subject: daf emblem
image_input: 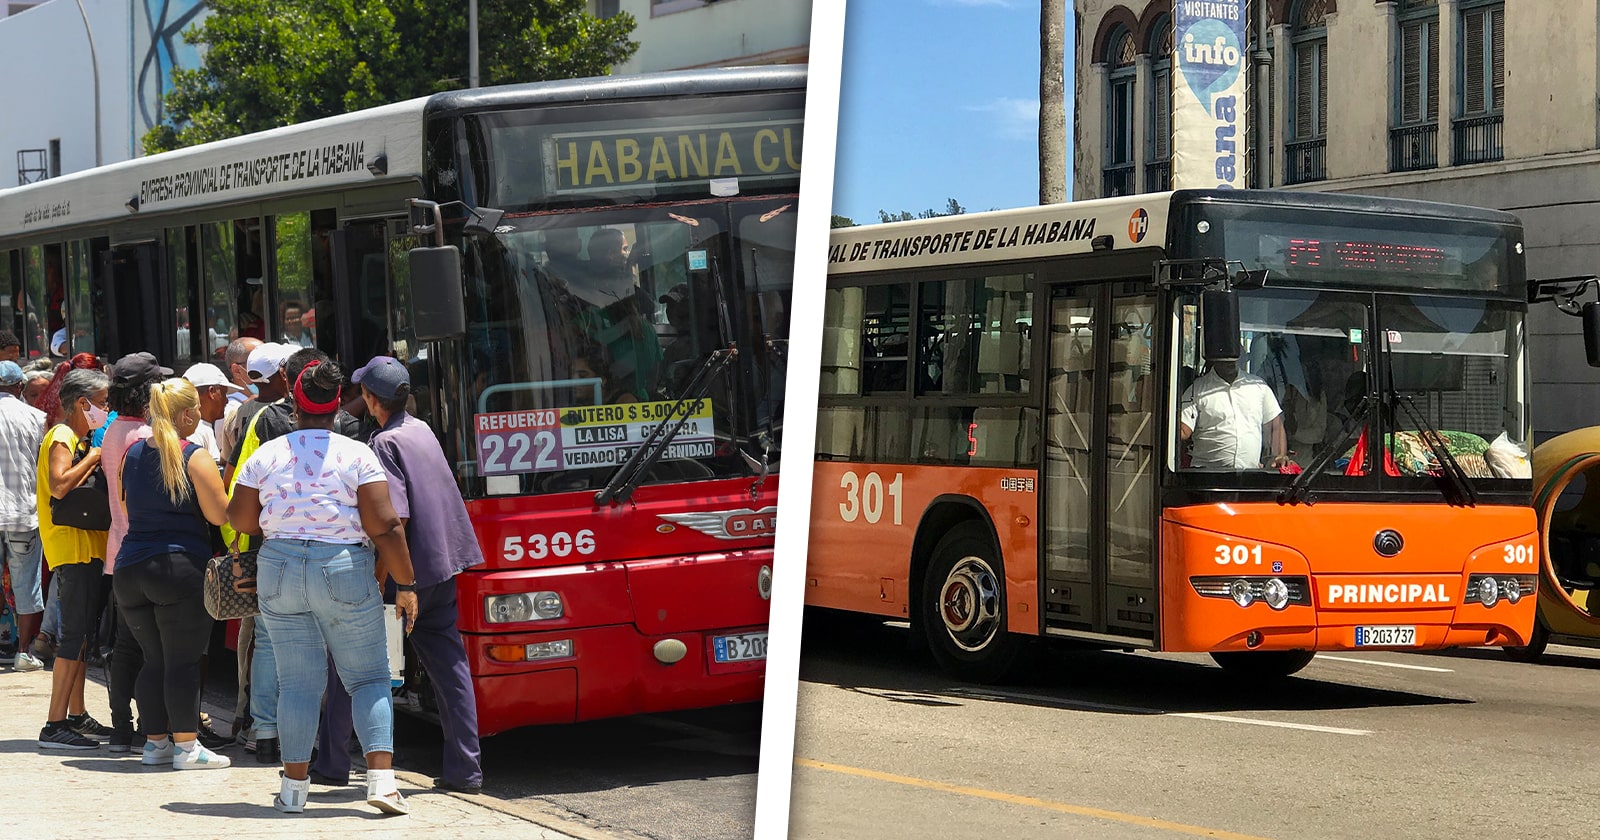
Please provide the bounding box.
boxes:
[757,565,773,601]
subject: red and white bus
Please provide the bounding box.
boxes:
[0,66,803,732]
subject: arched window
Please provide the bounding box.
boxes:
[1286,0,1329,183]
[1146,15,1173,190]
[1104,27,1138,196]
[1455,0,1503,164]
[1392,0,1440,171]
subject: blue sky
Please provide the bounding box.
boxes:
[831,0,1075,225]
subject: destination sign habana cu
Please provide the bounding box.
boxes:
[545,120,802,192]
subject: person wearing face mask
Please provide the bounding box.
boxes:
[114,379,232,769]
[35,368,111,751]
[1178,355,1289,471]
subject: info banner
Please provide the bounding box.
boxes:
[474,400,716,477]
[1171,0,1249,190]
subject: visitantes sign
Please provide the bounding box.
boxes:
[1171,0,1249,190]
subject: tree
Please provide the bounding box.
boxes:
[145,0,638,154]
[876,198,967,223]
[831,215,858,228]
[1039,0,1066,204]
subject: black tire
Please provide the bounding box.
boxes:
[1210,649,1316,679]
[919,523,1022,683]
[1502,619,1550,663]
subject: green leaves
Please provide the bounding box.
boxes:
[144,0,639,155]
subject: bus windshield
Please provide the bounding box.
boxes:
[1172,288,1529,487]
[458,196,793,496]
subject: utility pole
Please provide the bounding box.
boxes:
[74,0,102,167]
[470,0,480,88]
[1039,0,1066,204]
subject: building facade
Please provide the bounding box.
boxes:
[1,0,205,186]
[1075,0,1600,441]
[595,0,809,74]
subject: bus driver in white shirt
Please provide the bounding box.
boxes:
[1179,357,1291,471]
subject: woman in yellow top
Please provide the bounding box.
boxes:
[35,368,114,751]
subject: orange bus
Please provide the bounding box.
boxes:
[810,189,1538,680]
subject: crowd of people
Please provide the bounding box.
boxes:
[0,328,486,815]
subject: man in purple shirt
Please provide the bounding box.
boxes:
[307,356,485,792]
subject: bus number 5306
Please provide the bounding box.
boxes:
[839,470,904,525]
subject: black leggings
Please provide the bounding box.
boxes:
[112,552,213,735]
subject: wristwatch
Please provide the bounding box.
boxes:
[395,581,417,592]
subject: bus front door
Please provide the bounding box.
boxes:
[100,242,168,362]
[1042,284,1158,642]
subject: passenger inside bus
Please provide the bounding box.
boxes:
[1178,354,1290,471]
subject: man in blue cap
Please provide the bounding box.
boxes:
[308,356,484,792]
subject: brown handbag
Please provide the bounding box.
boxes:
[203,538,259,621]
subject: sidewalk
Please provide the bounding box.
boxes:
[0,666,615,839]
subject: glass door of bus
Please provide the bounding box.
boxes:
[1042,283,1158,641]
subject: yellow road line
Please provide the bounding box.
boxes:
[794,758,1276,840]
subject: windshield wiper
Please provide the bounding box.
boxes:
[1278,394,1375,506]
[1389,391,1478,507]
[594,345,738,507]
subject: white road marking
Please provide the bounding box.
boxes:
[1317,655,1453,673]
[943,688,1371,735]
[1168,712,1372,736]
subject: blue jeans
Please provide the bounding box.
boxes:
[0,529,44,614]
[256,539,393,765]
[250,615,277,739]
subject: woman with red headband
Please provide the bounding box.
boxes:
[226,359,418,815]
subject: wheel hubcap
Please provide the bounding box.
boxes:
[939,556,1002,652]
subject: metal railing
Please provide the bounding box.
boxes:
[1144,159,1171,192]
[1284,139,1326,184]
[1452,114,1503,166]
[1389,123,1439,172]
[1102,164,1136,197]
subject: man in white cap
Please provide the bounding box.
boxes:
[223,343,291,480]
[182,362,247,460]
[0,360,47,672]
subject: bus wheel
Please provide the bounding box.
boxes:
[1210,650,1315,679]
[1502,620,1549,663]
[921,524,1021,683]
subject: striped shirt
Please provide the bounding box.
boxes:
[0,392,45,530]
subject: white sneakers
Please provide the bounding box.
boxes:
[143,738,231,769]
[275,768,409,816]
[274,774,309,814]
[12,651,44,671]
[365,768,410,815]
[173,741,230,770]
[141,738,173,766]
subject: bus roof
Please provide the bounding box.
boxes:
[0,65,807,241]
[826,189,1523,276]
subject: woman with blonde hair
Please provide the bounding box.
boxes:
[113,378,231,769]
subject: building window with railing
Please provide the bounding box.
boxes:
[1391,0,1440,172]
[1103,28,1138,197]
[1145,15,1173,193]
[1454,0,1504,165]
[1286,0,1329,185]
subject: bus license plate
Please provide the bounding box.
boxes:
[713,632,768,663]
[1354,625,1417,647]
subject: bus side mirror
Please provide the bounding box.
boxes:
[1585,302,1600,368]
[1201,289,1242,361]
[409,245,466,341]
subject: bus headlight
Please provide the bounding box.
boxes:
[1477,576,1499,608]
[1229,578,1255,608]
[1503,577,1521,604]
[484,591,564,623]
[1262,578,1292,611]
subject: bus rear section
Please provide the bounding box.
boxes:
[457,479,775,734]
[811,189,1537,681]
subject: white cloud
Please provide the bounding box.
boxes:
[968,97,1040,140]
[929,0,1018,8]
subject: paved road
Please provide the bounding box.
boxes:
[789,610,1600,840]
[190,656,759,840]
